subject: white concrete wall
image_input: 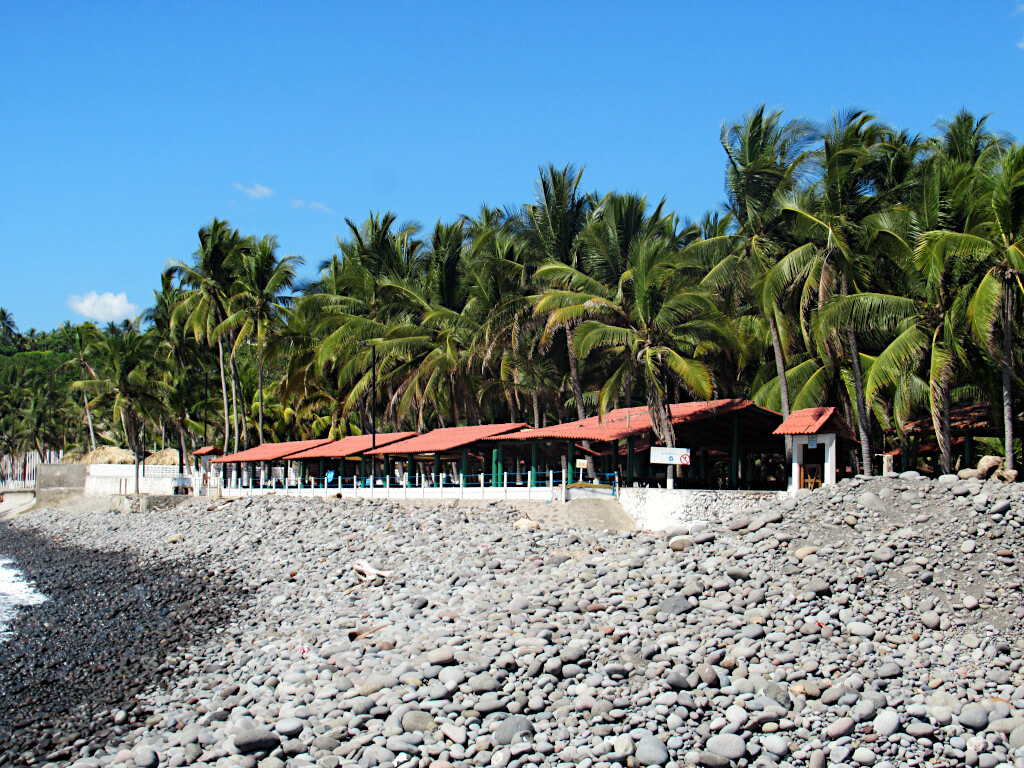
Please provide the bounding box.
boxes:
[619,487,785,531]
[83,464,190,496]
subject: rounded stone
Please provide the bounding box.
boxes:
[706,733,746,760]
[634,735,670,766]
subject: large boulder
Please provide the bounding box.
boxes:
[977,455,1005,479]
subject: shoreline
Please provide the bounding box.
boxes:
[0,519,243,766]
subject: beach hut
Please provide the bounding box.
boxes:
[211,439,333,488]
[492,399,784,489]
[365,424,531,488]
[286,432,418,487]
[774,407,855,493]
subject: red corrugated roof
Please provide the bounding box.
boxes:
[491,399,766,442]
[773,407,836,435]
[287,432,419,459]
[211,439,333,463]
[365,423,530,455]
[192,446,223,456]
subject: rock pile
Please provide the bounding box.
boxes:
[4,470,1024,768]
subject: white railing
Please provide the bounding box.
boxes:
[205,470,619,502]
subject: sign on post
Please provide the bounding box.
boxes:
[650,447,691,465]
[574,458,588,469]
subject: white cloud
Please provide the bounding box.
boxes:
[1018,35,1024,48]
[291,198,332,213]
[68,291,139,323]
[234,182,273,199]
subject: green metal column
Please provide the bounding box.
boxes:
[491,448,499,487]
[461,449,469,479]
[433,453,440,486]
[497,444,504,486]
[567,442,576,485]
[729,414,739,488]
[530,441,537,487]
[319,457,325,481]
[626,436,635,486]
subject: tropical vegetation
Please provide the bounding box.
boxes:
[2,106,1022,482]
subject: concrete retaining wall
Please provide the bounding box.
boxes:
[619,487,785,531]
[36,464,87,491]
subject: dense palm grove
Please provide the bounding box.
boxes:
[2,107,1022,479]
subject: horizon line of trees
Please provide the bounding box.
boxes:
[2,104,1022,480]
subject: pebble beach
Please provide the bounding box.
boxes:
[3,472,1024,768]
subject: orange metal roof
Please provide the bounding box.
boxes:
[192,446,223,456]
[286,432,419,459]
[211,439,333,463]
[365,423,530,455]
[491,399,768,442]
[774,407,836,435]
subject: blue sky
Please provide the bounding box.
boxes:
[3,1,1024,331]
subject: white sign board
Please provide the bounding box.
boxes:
[574,458,588,469]
[650,446,691,465]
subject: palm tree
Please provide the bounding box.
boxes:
[80,326,167,492]
[219,235,303,442]
[939,144,1024,469]
[537,234,734,459]
[0,308,16,343]
[769,111,901,473]
[170,219,248,452]
[518,164,596,421]
[686,106,817,430]
[64,322,102,452]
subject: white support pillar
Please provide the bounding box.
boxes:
[824,433,837,487]
[789,436,804,496]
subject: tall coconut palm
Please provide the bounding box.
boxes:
[170,219,248,452]
[64,322,102,452]
[0,308,16,343]
[939,145,1024,469]
[80,326,168,492]
[219,235,303,442]
[768,111,900,473]
[519,164,596,420]
[537,235,734,454]
[686,106,817,430]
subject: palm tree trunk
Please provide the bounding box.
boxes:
[566,325,586,420]
[217,338,231,452]
[80,362,97,451]
[767,312,790,419]
[258,343,265,445]
[1002,292,1015,470]
[532,391,541,428]
[229,354,241,452]
[767,311,793,464]
[178,422,186,475]
[841,273,873,475]
[931,381,953,475]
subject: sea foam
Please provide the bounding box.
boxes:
[0,557,47,640]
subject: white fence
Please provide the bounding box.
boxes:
[0,450,62,490]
